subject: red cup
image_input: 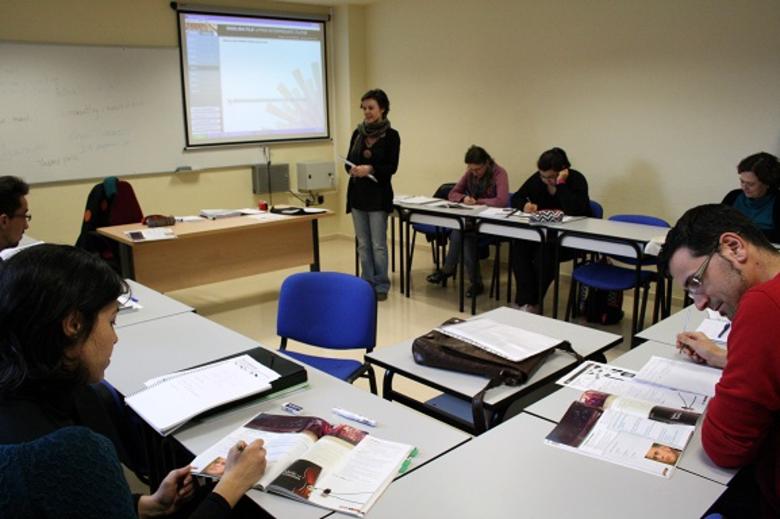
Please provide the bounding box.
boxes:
[258,200,268,211]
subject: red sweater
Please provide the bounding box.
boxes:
[703,273,780,515]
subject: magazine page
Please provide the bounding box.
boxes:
[557,361,710,413]
[634,356,721,397]
[267,423,367,501]
[191,413,331,489]
[579,390,700,426]
[307,436,414,516]
[546,401,694,478]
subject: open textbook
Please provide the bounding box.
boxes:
[191,413,416,517]
[546,358,721,477]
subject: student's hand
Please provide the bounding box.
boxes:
[212,440,268,508]
[557,169,569,184]
[523,202,538,213]
[463,195,477,205]
[138,465,195,518]
[676,331,727,368]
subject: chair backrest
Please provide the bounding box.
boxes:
[277,272,377,352]
[607,214,670,265]
[609,214,669,227]
[589,200,604,219]
[433,182,456,199]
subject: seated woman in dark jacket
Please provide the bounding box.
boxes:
[722,152,780,243]
[0,244,267,518]
[510,147,591,313]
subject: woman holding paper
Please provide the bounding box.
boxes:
[0,244,268,518]
[346,88,401,301]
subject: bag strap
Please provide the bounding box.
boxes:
[470,342,582,434]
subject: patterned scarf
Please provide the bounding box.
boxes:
[466,162,495,198]
[348,119,392,162]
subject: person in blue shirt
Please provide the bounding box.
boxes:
[722,152,780,243]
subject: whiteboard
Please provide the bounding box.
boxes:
[0,42,269,184]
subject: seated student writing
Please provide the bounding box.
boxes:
[0,244,268,518]
[510,147,591,313]
[426,145,509,297]
[722,151,780,243]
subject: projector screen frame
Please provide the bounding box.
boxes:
[176,6,331,149]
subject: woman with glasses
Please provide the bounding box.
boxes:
[722,152,780,243]
[510,147,591,312]
[0,244,268,518]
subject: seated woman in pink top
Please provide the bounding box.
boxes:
[426,145,509,297]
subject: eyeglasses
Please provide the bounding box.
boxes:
[11,212,31,222]
[684,251,715,295]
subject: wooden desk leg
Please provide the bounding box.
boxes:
[310,219,321,272]
[118,243,135,280]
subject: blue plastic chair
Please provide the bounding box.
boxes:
[409,182,456,271]
[566,213,670,338]
[589,200,604,219]
[277,272,378,394]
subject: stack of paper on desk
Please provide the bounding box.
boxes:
[199,208,242,220]
[437,318,562,362]
[125,354,281,435]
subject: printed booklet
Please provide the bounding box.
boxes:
[190,413,416,517]
[546,358,721,477]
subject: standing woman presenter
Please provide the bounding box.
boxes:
[346,89,400,301]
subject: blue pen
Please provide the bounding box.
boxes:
[717,322,730,338]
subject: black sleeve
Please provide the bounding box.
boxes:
[188,492,233,519]
[556,170,591,216]
[722,189,740,206]
[511,174,536,208]
[345,130,359,173]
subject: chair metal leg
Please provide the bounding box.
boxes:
[565,279,577,322]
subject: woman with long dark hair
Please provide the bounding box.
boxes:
[0,244,267,518]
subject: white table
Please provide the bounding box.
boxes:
[366,306,622,434]
[111,311,471,519]
[395,200,487,313]
[524,340,736,485]
[109,312,258,395]
[177,367,471,519]
[363,413,724,519]
[636,306,706,346]
[116,279,194,328]
[548,217,670,339]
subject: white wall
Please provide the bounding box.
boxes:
[363,0,780,223]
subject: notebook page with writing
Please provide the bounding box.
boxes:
[438,318,561,362]
[126,355,280,435]
[634,356,721,397]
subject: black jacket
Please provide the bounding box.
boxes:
[345,128,400,213]
[511,168,591,216]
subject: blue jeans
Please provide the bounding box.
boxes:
[352,209,390,294]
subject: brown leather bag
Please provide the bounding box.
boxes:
[412,317,582,431]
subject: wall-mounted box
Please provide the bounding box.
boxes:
[297,161,336,191]
[252,163,289,194]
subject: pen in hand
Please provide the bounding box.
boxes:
[717,322,731,338]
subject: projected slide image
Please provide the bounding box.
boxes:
[219,38,325,134]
